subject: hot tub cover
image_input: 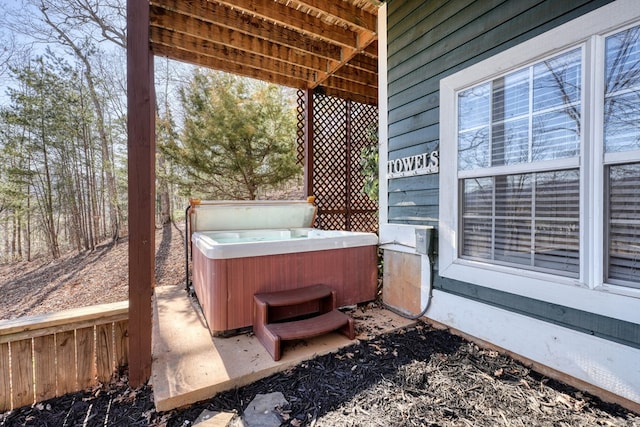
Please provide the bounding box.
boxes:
[189,199,317,232]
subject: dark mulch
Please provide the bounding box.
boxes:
[1,323,638,426]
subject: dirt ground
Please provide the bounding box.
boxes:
[0,222,186,320]
[0,223,639,426]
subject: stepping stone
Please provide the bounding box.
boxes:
[193,409,235,426]
[242,392,288,427]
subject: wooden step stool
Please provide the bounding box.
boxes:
[253,284,355,361]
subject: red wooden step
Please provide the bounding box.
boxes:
[257,310,355,361]
[254,284,334,307]
[253,284,355,361]
[266,310,354,342]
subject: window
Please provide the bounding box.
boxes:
[457,49,582,277]
[604,25,640,288]
[440,8,640,298]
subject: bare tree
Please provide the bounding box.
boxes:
[3,0,126,241]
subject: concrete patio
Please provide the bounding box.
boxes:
[151,285,415,412]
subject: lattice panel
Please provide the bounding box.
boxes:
[349,212,378,233]
[350,102,378,212]
[310,93,379,233]
[312,93,347,228]
[295,89,306,165]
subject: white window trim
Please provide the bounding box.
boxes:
[439,0,640,324]
[377,3,427,253]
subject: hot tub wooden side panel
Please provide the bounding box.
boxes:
[224,246,378,332]
[192,245,378,334]
[192,247,227,331]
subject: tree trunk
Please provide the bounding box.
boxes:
[16,215,22,260]
[25,165,31,262]
[157,154,171,225]
[41,9,121,241]
[11,216,16,259]
[41,135,60,259]
[2,216,8,260]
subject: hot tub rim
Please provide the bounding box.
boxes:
[192,228,378,260]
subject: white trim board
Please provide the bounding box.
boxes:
[377,2,389,226]
[426,290,640,405]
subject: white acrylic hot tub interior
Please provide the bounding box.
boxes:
[192,228,378,259]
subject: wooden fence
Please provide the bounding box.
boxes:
[0,301,128,412]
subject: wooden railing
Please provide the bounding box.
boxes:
[0,301,128,412]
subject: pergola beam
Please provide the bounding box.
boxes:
[150,2,343,61]
[153,43,310,89]
[347,53,377,74]
[148,0,379,105]
[322,87,376,106]
[150,24,332,76]
[214,0,360,49]
[323,75,376,100]
[290,0,378,34]
[333,63,378,87]
[311,31,376,89]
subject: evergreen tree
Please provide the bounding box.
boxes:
[161,70,300,200]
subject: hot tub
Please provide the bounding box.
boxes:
[188,200,378,335]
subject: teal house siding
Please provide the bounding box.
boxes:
[386,0,614,225]
[384,0,640,350]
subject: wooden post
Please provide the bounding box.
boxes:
[127,0,155,386]
[303,88,314,197]
[345,99,352,231]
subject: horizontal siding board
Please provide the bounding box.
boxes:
[388,174,439,192]
[389,205,439,223]
[388,1,474,67]
[389,73,440,113]
[387,0,438,39]
[388,0,511,72]
[389,0,585,98]
[388,123,439,152]
[434,276,640,349]
[388,107,439,138]
[389,189,439,207]
[389,90,439,126]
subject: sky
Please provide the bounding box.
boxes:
[0,0,76,104]
[0,0,278,126]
